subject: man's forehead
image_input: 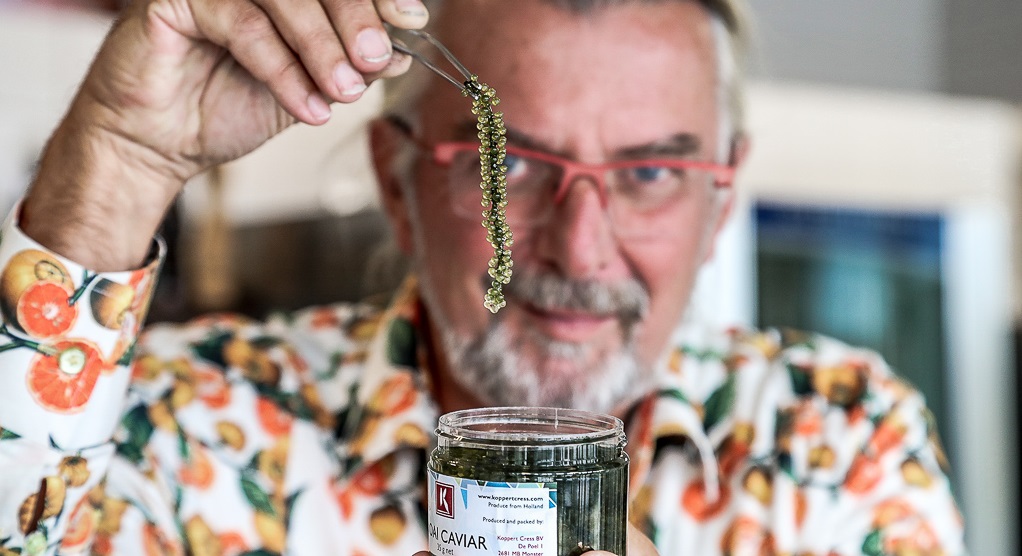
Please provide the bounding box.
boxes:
[416,0,721,156]
[433,0,708,40]
[430,0,716,76]
[434,0,699,18]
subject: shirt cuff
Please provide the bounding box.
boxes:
[0,201,165,450]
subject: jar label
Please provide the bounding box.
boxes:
[427,469,558,555]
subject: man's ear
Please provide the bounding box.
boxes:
[703,132,750,263]
[728,132,750,170]
[370,117,415,254]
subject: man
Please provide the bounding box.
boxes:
[0,0,963,554]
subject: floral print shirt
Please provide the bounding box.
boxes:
[0,208,965,555]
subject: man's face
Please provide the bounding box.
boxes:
[385,0,730,412]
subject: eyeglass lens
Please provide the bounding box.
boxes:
[446,149,713,238]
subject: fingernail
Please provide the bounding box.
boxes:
[357,28,392,63]
[307,93,331,121]
[395,0,428,17]
[334,62,368,96]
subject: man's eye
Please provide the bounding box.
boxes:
[504,154,529,180]
[628,166,678,184]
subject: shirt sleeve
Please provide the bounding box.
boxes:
[633,327,967,556]
[776,334,967,555]
[0,202,164,555]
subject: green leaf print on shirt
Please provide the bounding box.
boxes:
[241,475,277,516]
[862,528,884,556]
[703,373,737,432]
[116,404,156,464]
[0,427,21,440]
[385,318,417,369]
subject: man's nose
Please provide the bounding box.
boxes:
[534,174,626,280]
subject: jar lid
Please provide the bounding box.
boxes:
[437,406,624,447]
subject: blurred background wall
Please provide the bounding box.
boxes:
[749,0,1022,99]
[0,0,1019,554]
[733,3,1022,555]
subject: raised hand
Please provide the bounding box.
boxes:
[23,0,424,270]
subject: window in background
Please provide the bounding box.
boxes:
[755,203,948,452]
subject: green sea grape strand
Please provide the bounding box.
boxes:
[464,76,512,313]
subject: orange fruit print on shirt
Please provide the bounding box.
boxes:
[682,481,732,521]
[61,496,97,550]
[1,249,78,338]
[27,339,104,413]
[16,281,78,338]
[845,454,884,495]
[179,448,216,489]
[256,397,293,436]
[89,278,135,329]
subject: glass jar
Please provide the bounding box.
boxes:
[427,407,629,556]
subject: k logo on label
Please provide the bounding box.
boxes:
[436,482,455,519]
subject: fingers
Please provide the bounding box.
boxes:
[374,0,430,29]
[626,521,660,556]
[194,0,332,125]
[189,0,428,124]
[252,0,369,102]
[322,0,394,73]
[364,46,414,83]
[259,0,426,95]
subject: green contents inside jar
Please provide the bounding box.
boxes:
[428,407,628,556]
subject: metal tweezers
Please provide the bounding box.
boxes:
[387,25,474,93]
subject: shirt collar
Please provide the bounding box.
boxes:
[341,276,439,470]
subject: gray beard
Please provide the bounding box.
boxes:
[419,270,654,414]
[441,319,645,414]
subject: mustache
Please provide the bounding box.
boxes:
[494,271,650,326]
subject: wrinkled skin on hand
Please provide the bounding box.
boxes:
[23,0,421,270]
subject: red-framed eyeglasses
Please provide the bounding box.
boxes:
[389,116,736,238]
